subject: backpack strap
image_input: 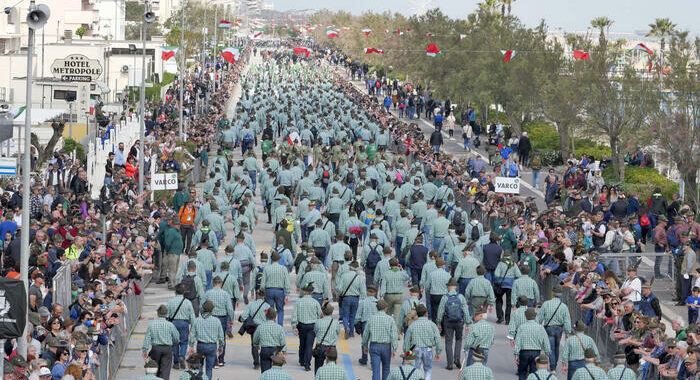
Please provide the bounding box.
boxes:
[400,367,417,380]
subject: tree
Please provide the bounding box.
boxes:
[31,121,65,167]
[590,17,614,49]
[498,0,515,17]
[75,26,86,39]
[652,32,700,212]
[646,17,676,62]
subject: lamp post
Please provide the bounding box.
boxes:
[179,1,185,139]
[139,2,155,195]
[19,0,50,358]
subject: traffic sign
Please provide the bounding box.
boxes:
[0,157,17,176]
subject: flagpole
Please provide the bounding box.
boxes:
[179,0,185,139]
[213,4,217,93]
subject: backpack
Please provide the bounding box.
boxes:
[353,200,365,217]
[348,221,363,239]
[254,265,264,290]
[180,275,197,300]
[530,155,542,170]
[453,210,464,233]
[284,218,295,233]
[363,210,376,226]
[366,244,381,270]
[322,170,330,183]
[445,294,464,322]
[445,203,456,220]
[470,223,480,241]
[242,133,252,146]
[404,305,418,329]
[640,214,651,227]
[667,227,681,250]
[610,231,624,253]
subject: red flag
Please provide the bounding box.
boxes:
[364,48,384,54]
[326,30,339,38]
[501,50,517,63]
[362,28,372,36]
[634,43,654,55]
[426,43,440,57]
[648,58,653,73]
[573,50,590,60]
[293,47,310,57]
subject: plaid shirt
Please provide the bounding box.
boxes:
[379,269,409,297]
[403,317,443,354]
[561,333,598,363]
[463,319,494,351]
[262,262,291,293]
[142,317,179,353]
[458,363,493,380]
[571,364,608,380]
[196,249,217,271]
[606,365,636,380]
[178,369,208,380]
[214,271,242,300]
[240,299,270,326]
[387,365,425,380]
[189,314,224,348]
[511,275,540,305]
[314,316,340,346]
[362,311,399,352]
[526,369,553,380]
[425,268,450,295]
[336,270,366,297]
[292,295,322,326]
[200,287,235,320]
[537,297,572,333]
[356,296,378,323]
[436,291,471,325]
[463,276,495,305]
[314,362,348,380]
[217,256,243,285]
[454,256,479,279]
[514,321,550,357]
[507,306,527,340]
[253,320,287,350]
[167,295,196,324]
[301,270,330,299]
[259,367,292,380]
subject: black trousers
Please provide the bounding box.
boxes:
[260,346,276,373]
[298,323,316,367]
[430,294,443,323]
[181,225,194,254]
[149,345,173,380]
[313,344,335,373]
[495,287,512,322]
[249,332,260,366]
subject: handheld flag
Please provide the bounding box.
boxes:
[426,33,433,38]
[342,27,350,31]
[326,29,339,38]
[161,46,178,61]
[252,29,263,38]
[426,43,440,57]
[293,47,311,57]
[218,20,231,29]
[501,50,517,63]
[633,43,654,55]
[362,28,372,36]
[573,50,590,60]
[395,29,403,35]
[364,48,384,54]
[221,47,241,64]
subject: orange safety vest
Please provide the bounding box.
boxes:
[179,205,196,226]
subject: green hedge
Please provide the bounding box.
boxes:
[63,138,85,161]
[522,120,611,162]
[602,166,679,201]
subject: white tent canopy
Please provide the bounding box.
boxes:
[12,108,66,124]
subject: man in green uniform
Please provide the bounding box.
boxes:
[259,352,293,380]
[200,276,235,368]
[537,284,572,373]
[398,286,425,334]
[179,354,207,380]
[142,305,179,380]
[313,303,341,373]
[425,258,450,323]
[459,348,493,380]
[436,278,470,370]
[262,252,291,325]
[606,351,635,380]
[570,349,608,380]
[464,266,495,314]
[403,304,442,380]
[164,220,185,289]
[139,360,164,380]
[511,266,540,307]
[387,351,425,380]
[362,299,399,380]
[188,301,224,380]
[356,285,379,366]
[336,261,366,337]
[253,308,287,373]
[464,310,494,365]
[167,285,196,369]
[561,321,600,380]
[514,308,551,380]
[526,354,557,380]
[508,296,531,343]
[292,283,323,371]
[314,347,348,380]
[379,258,409,328]
[239,289,271,369]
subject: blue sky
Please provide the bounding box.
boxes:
[270,0,700,36]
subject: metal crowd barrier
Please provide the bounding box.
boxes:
[51,263,72,319]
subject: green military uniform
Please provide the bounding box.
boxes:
[561,333,600,365]
[464,275,496,311]
[463,318,494,353]
[459,363,493,380]
[511,275,540,306]
[387,365,425,380]
[259,367,292,380]
[607,365,635,380]
[252,320,287,350]
[167,295,196,325]
[142,317,179,354]
[362,311,399,353]
[314,362,348,380]
[514,321,551,358]
[403,316,443,354]
[508,306,528,340]
[570,363,609,380]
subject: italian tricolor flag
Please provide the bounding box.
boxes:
[221,47,241,64]
[501,50,517,63]
[362,28,372,36]
[218,20,231,29]
[161,46,178,61]
[326,29,339,38]
[252,29,263,38]
[364,48,384,54]
[426,33,433,38]
[426,43,440,57]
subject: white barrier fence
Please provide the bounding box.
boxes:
[86,117,141,199]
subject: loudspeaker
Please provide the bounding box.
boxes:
[64,91,76,102]
[27,4,50,30]
[143,11,155,23]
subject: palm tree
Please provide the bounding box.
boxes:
[646,17,676,57]
[590,16,614,49]
[478,0,499,15]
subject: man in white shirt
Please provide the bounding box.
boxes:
[620,266,642,303]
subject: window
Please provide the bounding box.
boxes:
[54,90,77,101]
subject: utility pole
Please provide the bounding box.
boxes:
[179,0,185,139]
[139,1,154,194]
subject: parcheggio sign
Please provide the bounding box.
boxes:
[494,176,521,194]
[50,54,103,82]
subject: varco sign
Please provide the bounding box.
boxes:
[494,177,521,194]
[50,54,103,82]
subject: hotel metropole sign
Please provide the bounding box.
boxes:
[51,54,103,82]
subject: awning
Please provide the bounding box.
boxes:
[12,108,66,124]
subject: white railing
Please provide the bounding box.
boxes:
[87,117,141,199]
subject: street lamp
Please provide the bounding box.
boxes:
[19,0,50,358]
[139,2,155,195]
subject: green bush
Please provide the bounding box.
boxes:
[538,150,563,167]
[573,145,612,161]
[523,121,559,151]
[602,166,679,201]
[63,138,85,161]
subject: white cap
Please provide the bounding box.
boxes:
[39,368,52,377]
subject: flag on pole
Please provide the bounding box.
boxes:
[342,27,350,31]
[573,50,590,60]
[293,47,311,57]
[218,20,231,29]
[633,43,654,55]
[9,105,26,119]
[221,47,241,64]
[395,29,403,35]
[426,33,433,38]
[364,48,384,54]
[252,29,263,38]
[161,46,178,61]
[501,50,517,63]
[459,34,467,40]
[362,28,372,36]
[287,131,300,146]
[426,43,440,57]
[326,29,339,38]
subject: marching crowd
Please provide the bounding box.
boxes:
[3,38,700,380]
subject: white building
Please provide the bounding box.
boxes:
[95,0,127,40]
